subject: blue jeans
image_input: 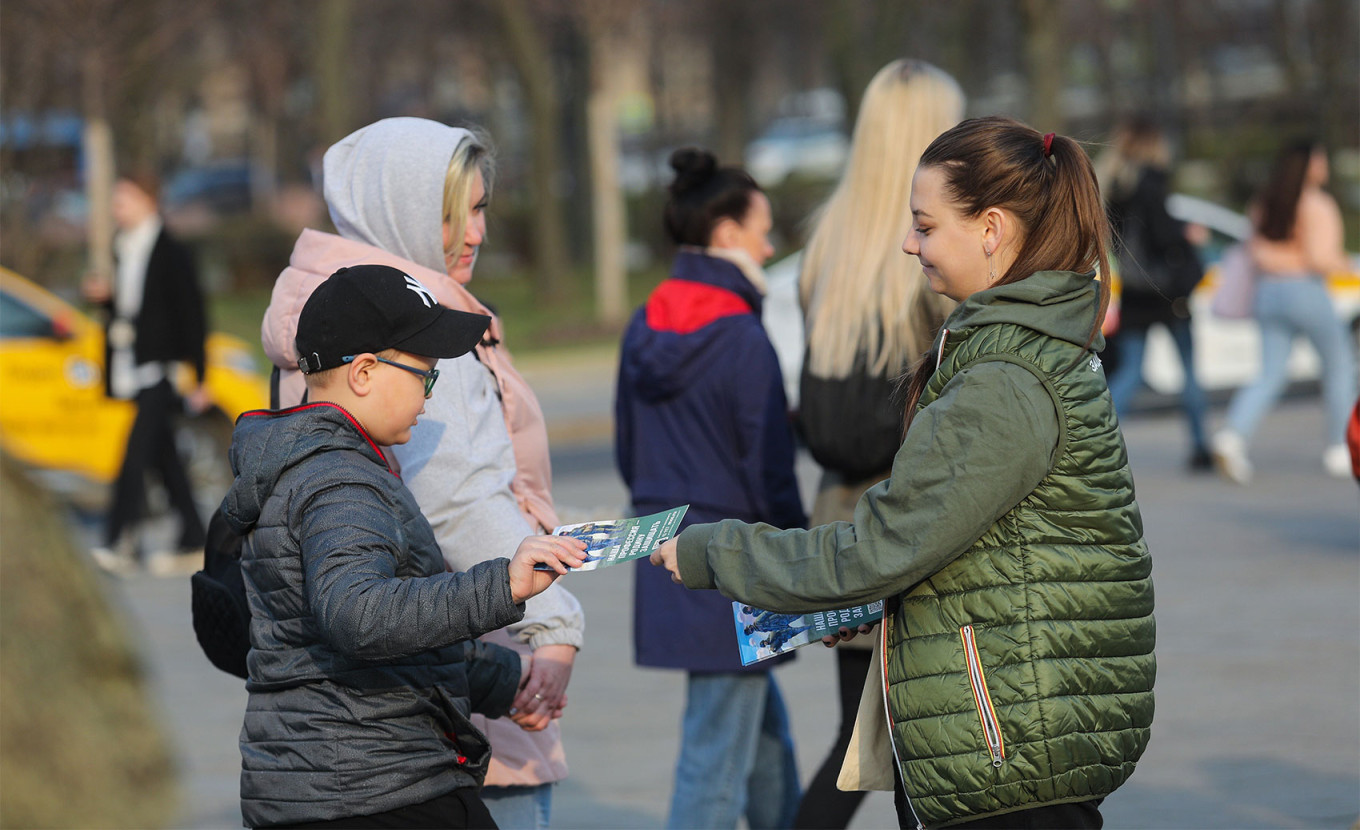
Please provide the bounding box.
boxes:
[668,672,800,830]
[1108,316,1209,453]
[1225,277,1357,444]
[482,783,552,830]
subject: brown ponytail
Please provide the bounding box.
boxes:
[897,116,1112,434]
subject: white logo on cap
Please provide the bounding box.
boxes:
[404,275,437,308]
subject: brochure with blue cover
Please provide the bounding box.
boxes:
[536,505,689,571]
[732,600,885,665]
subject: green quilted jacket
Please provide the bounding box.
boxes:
[889,271,1155,826]
[675,271,1155,828]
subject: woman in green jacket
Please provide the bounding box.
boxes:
[652,116,1155,829]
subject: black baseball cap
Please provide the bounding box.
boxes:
[295,264,491,373]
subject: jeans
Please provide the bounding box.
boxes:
[1225,277,1358,445]
[1107,317,1208,453]
[482,783,551,830]
[668,672,800,829]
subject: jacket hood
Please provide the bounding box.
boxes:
[223,403,392,534]
[940,270,1106,352]
[620,250,764,402]
[323,117,472,275]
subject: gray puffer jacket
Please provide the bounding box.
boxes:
[222,402,525,828]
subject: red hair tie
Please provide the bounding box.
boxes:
[1042,132,1056,158]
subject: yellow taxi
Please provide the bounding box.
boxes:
[0,266,268,511]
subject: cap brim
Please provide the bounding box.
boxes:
[395,308,491,360]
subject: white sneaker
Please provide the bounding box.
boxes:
[1211,430,1253,485]
[1323,444,1352,479]
[90,546,137,576]
[147,549,204,578]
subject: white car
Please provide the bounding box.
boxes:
[762,195,1360,409]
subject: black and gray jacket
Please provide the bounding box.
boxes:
[222,402,524,828]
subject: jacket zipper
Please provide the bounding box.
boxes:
[959,624,1006,768]
[880,611,926,830]
[934,328,950,371]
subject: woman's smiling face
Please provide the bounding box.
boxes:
[902,165,993,303]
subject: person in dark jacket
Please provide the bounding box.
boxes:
[1096,116,1212,470]
[615,148,807,830]
[653,118,1154,829]
[84,173,209,575]
[222,264,586,829]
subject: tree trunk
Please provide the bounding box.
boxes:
[1021,0,1064,132]
[314,0,354,143]
[82,46,115,283]
[491,0,571,301]
[584,13,628,326]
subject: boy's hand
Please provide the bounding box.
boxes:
[650,537,682,584]
[508,535,586,604]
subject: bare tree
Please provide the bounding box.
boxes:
[486,0,572,301]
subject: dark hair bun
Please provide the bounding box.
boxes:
[668,147,718,195]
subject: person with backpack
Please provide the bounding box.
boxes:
[1096,116,1212,470]
[222,264,586,829]
[791,59,963,829]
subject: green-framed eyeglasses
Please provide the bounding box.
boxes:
[343,355,440,399]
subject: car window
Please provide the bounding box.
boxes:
[0,291,56,339]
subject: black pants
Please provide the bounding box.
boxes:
[264,787,498,829]
[793,646,873,828]
[104,380,205,552]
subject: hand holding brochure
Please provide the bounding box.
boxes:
[536,505,689,572]
[733,600,885,665]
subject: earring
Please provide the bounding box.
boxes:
[987,251,996,284]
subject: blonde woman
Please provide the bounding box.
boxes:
[791,59,963,829]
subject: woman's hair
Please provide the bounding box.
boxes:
[1254,138,1319,242]
[898,116,1112,431]
[663,147,762,247]
[800,59,965,379]
[442,129,496,265]
[1094,115,1170,201]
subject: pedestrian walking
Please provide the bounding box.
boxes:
[615,147,807,830]
[1212,139,1358,483]
[1097,116,1213,470]
[85,172,208,576]
[261,118,584,829]
[790,58,963,830]
[652,117,1155,830]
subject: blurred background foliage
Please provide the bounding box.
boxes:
[2,0,1358,351]
[0,454,178,828]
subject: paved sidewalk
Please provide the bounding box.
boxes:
[101,395,1357,829]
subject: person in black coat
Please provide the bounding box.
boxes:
[84,173,208,573]
[1098,117,1212,470]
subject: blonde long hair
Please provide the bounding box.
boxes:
[442,130,495,266]
[800,59,965,379]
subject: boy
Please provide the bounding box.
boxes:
[220,264,585,829]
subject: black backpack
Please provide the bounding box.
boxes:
[190,507,250,678]
[187,367,282,680]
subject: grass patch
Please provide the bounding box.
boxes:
[0,455,178,828]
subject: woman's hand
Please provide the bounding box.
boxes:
[509,644,577,731]
[507,536,586,604]
[820,621,879,648]
[650,537,682,584]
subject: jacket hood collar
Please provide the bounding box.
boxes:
[323,117,472,276]
[672,248,766,314]
[222,403,392,534]
[941,270,1106,352]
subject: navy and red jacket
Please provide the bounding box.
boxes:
[615,249,806,672]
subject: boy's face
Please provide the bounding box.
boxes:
[361,350,438,446]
